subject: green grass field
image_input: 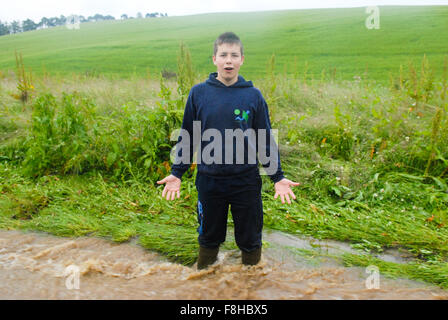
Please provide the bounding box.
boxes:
[1,6,448,290]
[0,6,447,80]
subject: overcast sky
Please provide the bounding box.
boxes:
[1,0,448,23]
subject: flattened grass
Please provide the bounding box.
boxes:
[0,71,447,288]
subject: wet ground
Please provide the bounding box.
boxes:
[0,229,446,300]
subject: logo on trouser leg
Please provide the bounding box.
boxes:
[197,200,204,235]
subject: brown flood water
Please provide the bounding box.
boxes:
[0,229,447,300]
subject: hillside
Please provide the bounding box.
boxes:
[0,6,447,80]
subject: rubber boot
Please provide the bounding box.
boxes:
[242,247,262,266]
[197,246,219,270]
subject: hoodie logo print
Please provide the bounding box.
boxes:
[234,109,250,122]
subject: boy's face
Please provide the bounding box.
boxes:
[213,42,244,86]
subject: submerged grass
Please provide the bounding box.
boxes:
[288,246,448,289]
[341,252,448,289]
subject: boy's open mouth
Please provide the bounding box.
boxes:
[224,67,234,72]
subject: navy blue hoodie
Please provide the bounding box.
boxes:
[171,72,285,183]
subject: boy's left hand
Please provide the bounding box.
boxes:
[274,178,300,204]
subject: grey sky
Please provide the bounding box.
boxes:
[1,0,447,23]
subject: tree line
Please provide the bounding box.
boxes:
[0,12,168,36]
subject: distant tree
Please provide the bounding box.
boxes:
[145,12,159,18]
[58,15,66,25]
[0,21,9,36]
[47,17,59,27]
[10,20,21,33]
[2,12,117,36]
[121,14,128,20]
[40,17,49,26]
[137,12,143,19]
[37,17,49,29]
[93,14,106,21]
[22,19,37,32]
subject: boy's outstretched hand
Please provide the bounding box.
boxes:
[274,178,300,204]
[157,174,181,201]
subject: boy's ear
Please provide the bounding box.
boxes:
[241,55,244,65]
[212,55,217,66]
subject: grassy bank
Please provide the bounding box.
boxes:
[1,54,448,288]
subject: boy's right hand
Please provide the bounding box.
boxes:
[157,174,181,201]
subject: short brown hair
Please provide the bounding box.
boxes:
[213,32,244,56]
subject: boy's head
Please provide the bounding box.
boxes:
[213,32,245,86]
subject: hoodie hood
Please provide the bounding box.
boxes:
[206,72,253,88]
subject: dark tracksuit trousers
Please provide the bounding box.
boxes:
[195,168,263,253]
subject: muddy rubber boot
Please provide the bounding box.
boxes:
[197,246,219,270]
[242,247,262,266]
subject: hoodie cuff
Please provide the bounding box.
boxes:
[270,172,285,184]
[171,169,185,180]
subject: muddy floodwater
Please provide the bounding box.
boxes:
[0,229,447,300]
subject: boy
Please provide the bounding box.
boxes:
[157,32,300,269]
